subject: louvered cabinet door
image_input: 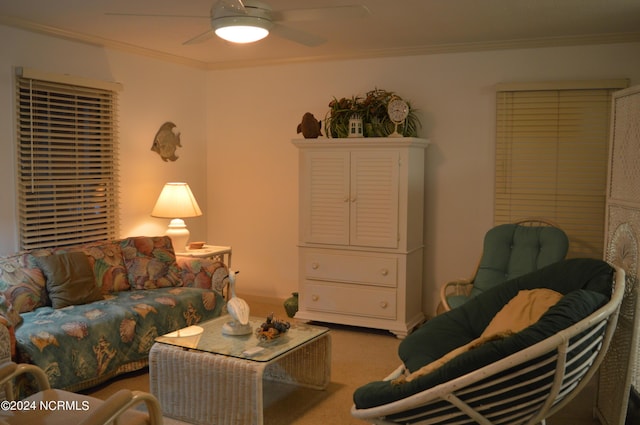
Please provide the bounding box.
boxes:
[350,150,400,248]
[300,150,350,245]
[299,148,400,248]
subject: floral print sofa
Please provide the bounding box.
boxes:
[0,236,228,392]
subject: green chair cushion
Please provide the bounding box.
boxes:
[443,294,469,310]
[470,223,569,297]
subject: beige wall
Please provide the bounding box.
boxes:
[204,46,640,315]
[1,23,640,316]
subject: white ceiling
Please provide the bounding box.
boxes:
[1,0,640,69]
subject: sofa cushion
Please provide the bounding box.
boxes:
[0,253,47,313]
[80,242,131,293]
[45,241,131,294]
[121,237,182,289]
[36,252,104,309]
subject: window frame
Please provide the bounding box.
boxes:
[15,67,122,250]
[495,79,628,259]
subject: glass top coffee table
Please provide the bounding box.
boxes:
[155,314,329,362]
[149,315,331,425]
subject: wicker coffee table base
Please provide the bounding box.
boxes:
[149,334,331,425]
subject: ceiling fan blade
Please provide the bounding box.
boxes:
[272,4,371,23]
[270,23,326,47]
[183,29,214,45]
[105,12,208,19]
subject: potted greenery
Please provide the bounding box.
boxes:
[325,88,421,138]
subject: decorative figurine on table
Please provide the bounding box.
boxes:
[255,313,290,341]
[222,270,252,335]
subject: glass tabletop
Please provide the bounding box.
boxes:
[155,315,329,362]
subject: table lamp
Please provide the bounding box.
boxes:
[151,182,202,251]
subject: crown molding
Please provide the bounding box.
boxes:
[202,32,640,70]
[3,14,640,71]
[0,15,210,69]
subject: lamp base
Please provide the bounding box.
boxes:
[165,218,190,252]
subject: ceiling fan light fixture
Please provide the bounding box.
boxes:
[213,16,272,43]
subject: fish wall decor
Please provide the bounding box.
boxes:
[151,121,182,161]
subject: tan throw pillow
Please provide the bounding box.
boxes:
[36,252,103,309]
[481,288,563,338]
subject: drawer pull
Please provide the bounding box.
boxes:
[312,294,319,301]
[311,262,320,270]
[380,301,388,309]
[380,268,389,276]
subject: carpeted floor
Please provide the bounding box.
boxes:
[84,295,600,424]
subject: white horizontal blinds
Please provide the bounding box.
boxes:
[496,84,621,259]
[16,75,119,249]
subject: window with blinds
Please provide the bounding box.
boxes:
[15,69,121,249]
[495,80,628,259]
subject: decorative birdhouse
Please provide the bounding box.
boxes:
[348,114,364,138]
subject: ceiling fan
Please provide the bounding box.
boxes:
[108,0,371,46]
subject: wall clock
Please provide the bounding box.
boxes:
[387,96,409,138]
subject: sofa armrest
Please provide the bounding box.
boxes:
[0,296,20,362]
[176,257,230,299]
[0,325,12,364]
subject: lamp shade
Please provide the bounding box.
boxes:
[151,182,202,219]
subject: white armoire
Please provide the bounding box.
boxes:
[292,137,429,338]
[596,84,640,425]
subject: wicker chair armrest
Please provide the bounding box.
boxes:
[0,362,51,399]
[439,279,473,311]
[442,279,473,295]
[79,389,163,425]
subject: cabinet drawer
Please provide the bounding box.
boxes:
[303,252,397,287]
[302,282,396,319]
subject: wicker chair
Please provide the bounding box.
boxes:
[440,218,569,312]
[352,259,624,425]
[0,362,163,425]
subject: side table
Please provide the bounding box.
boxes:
[176,244,232,267]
